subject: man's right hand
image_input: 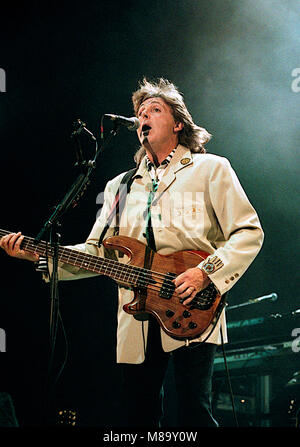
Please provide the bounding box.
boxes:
[0,232,39,262]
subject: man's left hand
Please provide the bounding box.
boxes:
[173,267,211,306]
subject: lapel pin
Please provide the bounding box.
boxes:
[180,158,191,165]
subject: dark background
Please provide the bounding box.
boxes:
[0,0,299,428]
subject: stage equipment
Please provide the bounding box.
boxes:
[213,301,300,427]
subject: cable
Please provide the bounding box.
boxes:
[52,309,69,388]
[43,243,69,424]
[220,327,239,427]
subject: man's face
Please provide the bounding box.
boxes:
[136,97,181,149]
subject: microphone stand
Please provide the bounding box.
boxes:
[34,119,122,423]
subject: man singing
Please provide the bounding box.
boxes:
[0,78,264,427]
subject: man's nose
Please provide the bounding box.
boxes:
[141,110,149,119]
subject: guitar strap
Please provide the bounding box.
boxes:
[98,167,138,247]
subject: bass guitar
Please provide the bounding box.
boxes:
[0,229,225,340]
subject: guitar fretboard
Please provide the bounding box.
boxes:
[0,229,154,288]
[0,229,215,317]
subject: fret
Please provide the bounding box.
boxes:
[117,264,126,282]
[95,259,104,274]
[75,252,86,269]
[0,229,149,289]
[102,260,109,277]
[61,249,72,265]
[127,267,136,285]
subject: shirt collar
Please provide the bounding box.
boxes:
[145,147,177,172]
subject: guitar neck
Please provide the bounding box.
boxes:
[0,229,138,286]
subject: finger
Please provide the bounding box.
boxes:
[172,277,181,287]
[182,288,198,305]
[8,233,25,256]
[177,285,195,298]
[0,233,15,252]
[8,232,22,253]
[182,294,196,306]
[175,282,190,294]
[172,272,188,287]
[0,233,14,247]
[14,234,24,251]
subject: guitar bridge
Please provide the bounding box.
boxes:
[190,282,218,310]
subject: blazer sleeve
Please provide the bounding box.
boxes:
[197,157,264,295]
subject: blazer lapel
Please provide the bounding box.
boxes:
[153,145,193,203]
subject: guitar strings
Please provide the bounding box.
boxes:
[0,231,210,304]
[56,250,210,304]
[21,234,178,286]
[0,230,185,286]
[24,235,211,305]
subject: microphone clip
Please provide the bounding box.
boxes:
[71,119,96,141]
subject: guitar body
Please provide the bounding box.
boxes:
[0,228,225,340]
[103,235,225,340]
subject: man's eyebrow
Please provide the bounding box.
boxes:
[138,99,164,113]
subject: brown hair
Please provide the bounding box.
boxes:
[132,77,212,164]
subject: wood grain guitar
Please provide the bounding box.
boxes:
[0,229,226,340]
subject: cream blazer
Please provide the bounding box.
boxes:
[49,145,264,363]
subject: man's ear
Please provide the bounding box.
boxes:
[174,122,184,133]
[174,123,184,132]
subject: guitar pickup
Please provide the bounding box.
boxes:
[159,272,176,300]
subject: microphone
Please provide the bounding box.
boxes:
[105,114,140,131]
[227,292,278,310]
[249,292,278,304]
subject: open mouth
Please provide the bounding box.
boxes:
[141,124,152,136]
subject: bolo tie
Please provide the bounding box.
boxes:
[140,175,158,325]
[144,176,158,251]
